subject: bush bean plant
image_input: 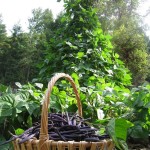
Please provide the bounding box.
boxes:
[0,78,150,149]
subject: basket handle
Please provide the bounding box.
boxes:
[39,73,82,142]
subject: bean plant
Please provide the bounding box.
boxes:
[0,83,44,149]
[0,78,150,150]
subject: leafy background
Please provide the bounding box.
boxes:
[0,0,150,149]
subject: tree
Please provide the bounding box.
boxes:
[96,0,149,85]
[28,8,54,41]
[113,24,149,85]
[28,8,55,80]
[96,0,139,33]
[0,15,7,43]
[145,35,150,82]
[0,24,40,85]
[0,15,10,83]
[39,0,131,87]
[0,8,55,85]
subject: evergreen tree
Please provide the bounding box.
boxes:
[0,15,10,84]
[0,24,39,85]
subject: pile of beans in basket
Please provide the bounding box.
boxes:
[1,113,110,145]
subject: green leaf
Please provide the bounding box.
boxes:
[0,84,7,93]
[71,73,79,85]
[95,118,110,125]
[0,94,14,105]
[65,41,72,46]
[118,139,129,150]
[79,16,84,22]
[77,52,84,59]
[0,135,11,150]
[145,102,150,108]
[72,73,79,80]
[15,128,24,135]
[115,119,133,140]
[107,118,133,150]
[15,82,22,88]
[114,53,119,59]
[129,125,149,139]
[107,118,120,148]
[17,92,29,101]
[27,116,32,127]
[35,83,43,89]
[99,127,106,135]
[52,86,59,95]
[25,102,38,115]
[51,95,62,112]
[59,91,67,100]
[0,104,12,116]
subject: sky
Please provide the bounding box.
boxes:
[0,0,150,36]
[0,0,64,34]
[138,0,150,36]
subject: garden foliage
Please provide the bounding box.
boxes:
[0,0,150,150]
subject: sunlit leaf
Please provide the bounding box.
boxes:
[35,83,43,89]
[15,82,22,88]
[15,128,24,135]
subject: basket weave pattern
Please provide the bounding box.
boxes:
[12,73,114,150]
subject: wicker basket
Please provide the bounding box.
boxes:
[12,73,114,150]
